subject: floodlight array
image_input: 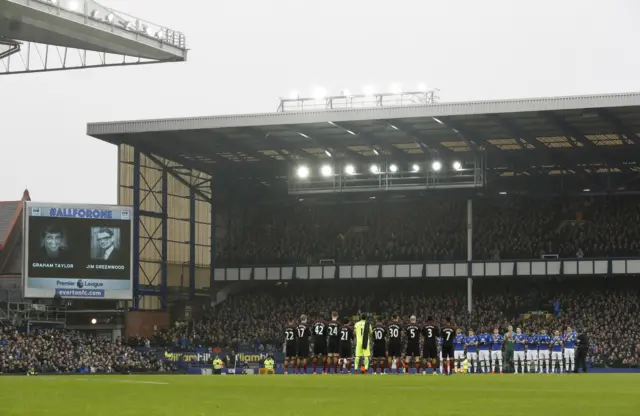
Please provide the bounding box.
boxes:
[293,160,465,179]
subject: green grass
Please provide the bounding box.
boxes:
[1,374,639,416]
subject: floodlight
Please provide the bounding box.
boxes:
[67,1,78,11]
[320,165,333,177]
[389,83,402,94]
[363,85,375,96]
[453,161,462,171]
[296,165,310,179]
[106,13,114,23]
[90,10,99,19]
[389,164,398,173]
[432,161,442,171]
[370,164,380,174]
[289,90,299,99]
[417,83,428,92]
[345,164,356,175]
[49,0,58,4]
[342,89,352,97]
[313,87,328,99]
[411,164,420,173]
[91,318,97,325]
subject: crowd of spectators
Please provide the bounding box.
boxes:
[0,326,174,374]
[216,196,640,266]
[157,277,640,368]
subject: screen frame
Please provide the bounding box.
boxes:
[22,201,134,300]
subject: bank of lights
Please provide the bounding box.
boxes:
[294,161,462,179]
[288,83,430,99]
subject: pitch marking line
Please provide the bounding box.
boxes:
[74,378,169,385]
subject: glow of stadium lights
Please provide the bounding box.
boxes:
[90,10,99,19]
[372,148,379,156]
[296,165,310,179]
[411,164,420,173]
[320,165,333,177]
[324,149,332,157]
[49,0,58,4]
[313,87,328,99]
[363,85,375,96]
[289,90,299,99]
[345,164,356,175]
[67,1,78,10]
[370,164,380,174]
[432,117,444,124]
[417,83,428,92]
[583,188,591,192]
[499,191,507,195]
[106,13,114,23]
[431,161,442,171]
[389,83,402,94]
[453,161,462,171]
[91,318,97,325]
[389,164,398,173]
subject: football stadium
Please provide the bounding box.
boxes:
[2,1,640,416]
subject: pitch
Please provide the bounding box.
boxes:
[1,374,639,415]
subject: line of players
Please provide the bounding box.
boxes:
[283,312,578,374]
[453,326,578,374]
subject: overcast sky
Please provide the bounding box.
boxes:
[1,0,639,204]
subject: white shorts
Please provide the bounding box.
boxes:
[539,350,550,360]
[466,352,478,361]
[527,350,538,361]
[454,350,465,360]
[564,348,575,360]
[479,350,490,361]
[491,350,503,360]
[514,351,525,361]
[551,351,563,360]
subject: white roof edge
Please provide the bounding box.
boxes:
[87,91,640,136]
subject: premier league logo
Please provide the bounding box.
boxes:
[76,280,84,289]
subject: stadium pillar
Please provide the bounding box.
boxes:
[132,150,141,310]
[209,180,216,299]
[161,169,168,310]
[467,199,473,314]
[189,187,196,301]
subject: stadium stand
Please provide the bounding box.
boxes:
[155,276,640,368]
[0,191,29,302]
[216,196,640,266]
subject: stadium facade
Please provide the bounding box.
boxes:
[87,91,640,312]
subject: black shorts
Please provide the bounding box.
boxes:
[297,343,310,358]
[388,341,402,357]
[340,343,352,359]
[442,345,454,359]
[313,340,327,356]
[423,343,438,360]
[285,344,296,358]
[406,343,420,358]
[328,339,340,354]
[372,343,386,358]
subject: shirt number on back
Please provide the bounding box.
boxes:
[375,330,383,340]
[390,328,399,338]
[297,327,305,338]
[341,330,348,341]
[427,328,433,338]
[409,328,416,338]
[445,331,452,341]
[285,330,294,341]
[314,325,323,335]
[329,326,338,336]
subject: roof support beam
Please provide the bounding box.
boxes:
[385,119,451,154]
[597,109,637,145]
[429,117,481,152]
[329,121,406,160]
[538,112,597,148]
[244,127,315,163]
[288,125,368,162]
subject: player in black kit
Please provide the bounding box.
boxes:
[404,315,421,373]
[441,317,456,375]
[372,319,387,374]
[283,318,297,374]
[326,311,341,374]
[421,316,439,375]
[296,314,312,374]
[312,313,328,374]
[387,314,403,374]
[339,318,353,374]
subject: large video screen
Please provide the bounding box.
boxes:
[22,202,133,300]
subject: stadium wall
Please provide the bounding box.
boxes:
[118,145,227,309]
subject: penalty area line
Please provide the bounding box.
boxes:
[74,378,169,385]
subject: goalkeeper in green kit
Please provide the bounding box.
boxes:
[353,313,373,374]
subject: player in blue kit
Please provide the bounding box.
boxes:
[453,329,466,373]
[551,330,564,374]
[477,329,491,374]
[489,328,503,374]
[465,330,478,373]
[525,331,539,374]
[538,329,551,373]
[564,326,577,373]
[513,328,527,374]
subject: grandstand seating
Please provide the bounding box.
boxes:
[156,277,640,368]
[216,196,640,266]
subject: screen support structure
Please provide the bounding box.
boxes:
[130,148,214,310]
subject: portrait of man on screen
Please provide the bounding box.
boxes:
[37,225,70,261]
[91,227,123,262]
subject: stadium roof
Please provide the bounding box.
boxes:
[87,92,640,196]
